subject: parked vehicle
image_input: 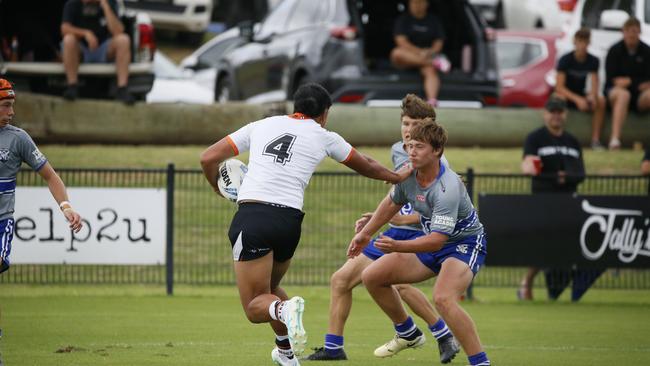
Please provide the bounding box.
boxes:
[123,0,212,44]
[555,0,650,81]
[469,0,570,30]
[0,0,155,100]
[147,51,213,104]
[208,0,499,106]
[179,26,246,99]
[496,30,561,107]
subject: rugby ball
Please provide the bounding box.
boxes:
[217,159,248,202]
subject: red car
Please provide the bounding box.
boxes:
[496,30,562,107]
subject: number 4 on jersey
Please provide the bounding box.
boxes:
[263,133,297,165]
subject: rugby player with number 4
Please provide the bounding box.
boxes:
[200,83,412,365]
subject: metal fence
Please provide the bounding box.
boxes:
[2,166,649,291]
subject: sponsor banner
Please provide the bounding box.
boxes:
[11,187,166,265]
[479,194,650,268]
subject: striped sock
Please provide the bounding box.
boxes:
[468,351,490,366]
[429,319,452,340]
[275,335,290,349]
[394,316,422,341]
[324,334,344,356]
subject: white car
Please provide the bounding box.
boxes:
[147,51,213,104]
[555,0,650,82]
[123,0,212,44]
[470,0,569,30]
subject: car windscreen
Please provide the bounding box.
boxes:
[581,0,634,28]
[197,37,242,68]
[496,39,544,70]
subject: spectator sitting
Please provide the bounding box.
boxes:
[61,0,134,104]
[555,28,606,150]
[604,17,650,150]
[390,0,449,106]
[642,147,650,175]
[519,96,604,302]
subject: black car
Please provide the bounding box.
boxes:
[212,0,499,105]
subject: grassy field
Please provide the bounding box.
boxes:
[37,145,647,174]
[1,285,649,366]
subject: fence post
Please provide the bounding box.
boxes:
[166,163,175,296]
[466,168,475,301]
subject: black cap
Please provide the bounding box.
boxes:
[545,97,567,111]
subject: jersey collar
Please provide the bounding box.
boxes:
[288,113,309,120]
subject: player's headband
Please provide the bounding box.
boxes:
[0,79,16,100]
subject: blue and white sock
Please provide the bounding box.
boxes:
[468,351,490,366]
[324,334,344,356]
[429,318,452,341]
[394,316,422,340]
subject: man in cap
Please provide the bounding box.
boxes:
[518,96,603,302]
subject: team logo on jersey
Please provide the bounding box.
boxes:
[416,194,425,202]
[32,148,45,162]
[0,149,9,162]
[399,203,413,215]
[456,244,468,254]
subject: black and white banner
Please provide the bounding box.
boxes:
[479,194,650,268]
[11,187,167,265]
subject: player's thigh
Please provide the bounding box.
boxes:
[234,254,275,307]
[270,258,292,290]
[637,89,650,111]
[434,258,474,298]
[331,255,374,290]
[363,252,434,286]
[608,87,630,104]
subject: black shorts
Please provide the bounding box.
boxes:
[228,202,305,262]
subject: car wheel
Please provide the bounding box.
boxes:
[215,75,232,103]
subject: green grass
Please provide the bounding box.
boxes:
[1,285,649,365]
[38,145,646,174]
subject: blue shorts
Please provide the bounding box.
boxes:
[415,233,487,275]
[61,39,111,63]
[0,218,15,274]
[363,227,425,260]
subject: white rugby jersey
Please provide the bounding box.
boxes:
[227,114,353,210]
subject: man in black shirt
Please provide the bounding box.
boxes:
[604,17,650,149]
[390,0,448,106]
[555,28,606,150]
[61,0,134,104]
[518,96,602,302]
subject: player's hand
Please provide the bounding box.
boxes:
[84,31,99,50]
[354,212,373,233]
[374,235,399,253]
[347,232,371,258]
[63,209,83,233]
[391,163,413,184]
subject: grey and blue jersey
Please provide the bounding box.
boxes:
[0,125,48,220]
[389,141,451,231]
[390,163,483,245]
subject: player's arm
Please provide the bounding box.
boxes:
[375,231,448,253]
[200,137,236,193]
[38,163,82,233]
[347,194,402,258]
[343,149,412,184]
[389,213,419,226]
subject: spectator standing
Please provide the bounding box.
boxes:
[390,0,449,106]
[61,0,134,104]
[518,96,603,302]
[604,17,650,150]
[555,28,606,150]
